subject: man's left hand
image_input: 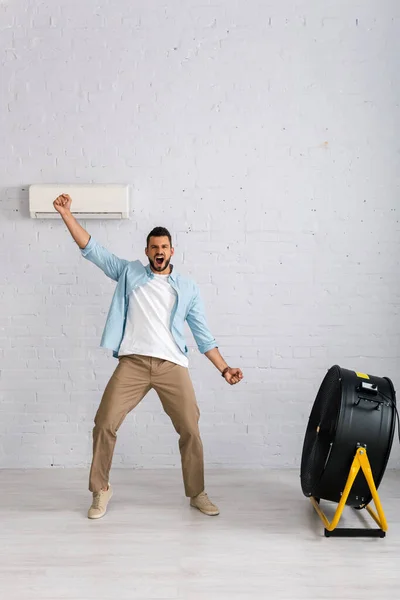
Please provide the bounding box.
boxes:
[223,368,243,385]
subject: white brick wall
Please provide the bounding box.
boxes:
[1,1,399,470]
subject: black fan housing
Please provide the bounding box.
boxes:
[300,365,396,507]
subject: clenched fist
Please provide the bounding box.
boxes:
[53,194,72,214]
[223,367,244,386]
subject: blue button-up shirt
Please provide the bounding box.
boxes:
[81,237,218,359]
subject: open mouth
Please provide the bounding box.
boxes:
[155,257,164,266]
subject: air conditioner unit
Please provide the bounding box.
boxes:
[29,184,130,219]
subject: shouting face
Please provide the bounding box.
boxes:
[145,236,174,274]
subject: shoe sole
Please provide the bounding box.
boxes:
[88,511,106,520]
[190,504,220,516]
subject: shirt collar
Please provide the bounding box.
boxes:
[145,263,176,282]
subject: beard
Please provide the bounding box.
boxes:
[149,256,171,273]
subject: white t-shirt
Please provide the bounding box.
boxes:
[118,273,189,368]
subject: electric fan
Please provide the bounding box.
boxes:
[300,365,397,537]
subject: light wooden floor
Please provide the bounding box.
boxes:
[1,468,400,600]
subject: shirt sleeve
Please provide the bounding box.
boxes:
[186,284,218,354]
[80,236,130,282]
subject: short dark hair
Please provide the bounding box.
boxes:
[146,227,172,248]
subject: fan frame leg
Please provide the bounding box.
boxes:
[309,446,388,537]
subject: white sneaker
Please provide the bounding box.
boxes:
[88,484,113,519]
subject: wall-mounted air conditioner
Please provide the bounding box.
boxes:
[29,184,130,219]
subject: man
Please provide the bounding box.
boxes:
[53,193,243,520]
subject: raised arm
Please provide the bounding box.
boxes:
[54,194,129,281]
[53,194,90,249]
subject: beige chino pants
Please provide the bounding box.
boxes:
[89,354,205,497]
